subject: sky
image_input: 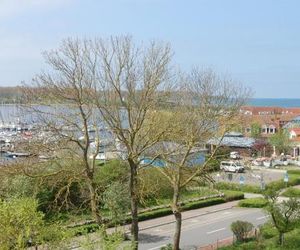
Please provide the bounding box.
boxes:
[0,0,300,98]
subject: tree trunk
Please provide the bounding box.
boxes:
[172,184,182,250]
[129,159,139,250]
[279,232,284,246]
[173,210,182,250]
[87,179,102,225]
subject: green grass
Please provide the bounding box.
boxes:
[215,170,300,195]
[238,197,268,208]
[215,182,262,194]
[281,187,300,197]
[219,220,300,250]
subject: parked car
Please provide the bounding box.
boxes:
[220,161,245,173]
[230,151,240,159]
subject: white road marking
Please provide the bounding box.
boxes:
[223,211,231,215]
[190,219,199,223]
[256,215,269,220]
[153,228,163,232]
[206,227,226,234]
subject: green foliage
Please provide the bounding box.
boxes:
[251,122,261,138]
[215,182,262,193]
[161,244,180,250]
[94,160,129,188]
[269,129,291,154]
[103,182,130,226]
[260,223,278,239]
[138,168,174,207]
[222,190,245,201]
[0,198,44,249]
[238,198,268,208]
[231,220,254,242]
[265,195,300,245]
[181,197,225,210]
[287,169,300,175]
[0,175,35,199]
[0,197,66,249]
[281,187,300,197]
[220,227,300,250]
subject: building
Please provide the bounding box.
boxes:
[207,132,256,157]
[240,106,300,138]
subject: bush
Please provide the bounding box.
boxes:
[138,168,174,207]
[281,187,300,197]
[0,198,67,248]
[231,220,254,242]
[238,198,268,208]
[260,223,278,239]
[222,190,244,201]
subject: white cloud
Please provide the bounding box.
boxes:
[0,0,71,19]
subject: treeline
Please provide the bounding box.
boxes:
[0,86,22,103]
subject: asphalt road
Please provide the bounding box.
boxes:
[138,207,268,250]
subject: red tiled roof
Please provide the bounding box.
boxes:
[289,128,300,135]
[241,106,300,116]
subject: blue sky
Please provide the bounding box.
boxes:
[1,0,300,98]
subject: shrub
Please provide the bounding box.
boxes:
[260,223,278,239]
[222,190,244,201]
[0,198,66,248]
[231,220,254,242]
[238,198,268,208]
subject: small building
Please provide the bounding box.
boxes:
[207,132,256,157]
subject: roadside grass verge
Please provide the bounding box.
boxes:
[215,170,300,194]
[219,225,300,250]
[281,187,300,197]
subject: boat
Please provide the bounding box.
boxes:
[6,151,31,158]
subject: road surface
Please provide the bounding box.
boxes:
[138,206,268,250]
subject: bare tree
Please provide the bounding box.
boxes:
[91,36,173,248]
[153,69,250,250]
[22,39,104,224]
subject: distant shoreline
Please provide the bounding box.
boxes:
[248,98,300,108]
[0,98,300,108]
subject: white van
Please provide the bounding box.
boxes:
[220,161,245,173]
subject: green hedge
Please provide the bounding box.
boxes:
[69,191,244,236]
[282,187,300,197]
[238,198,268,208]
[222,190,245,201]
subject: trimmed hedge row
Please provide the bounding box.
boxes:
[238,197,268,208]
